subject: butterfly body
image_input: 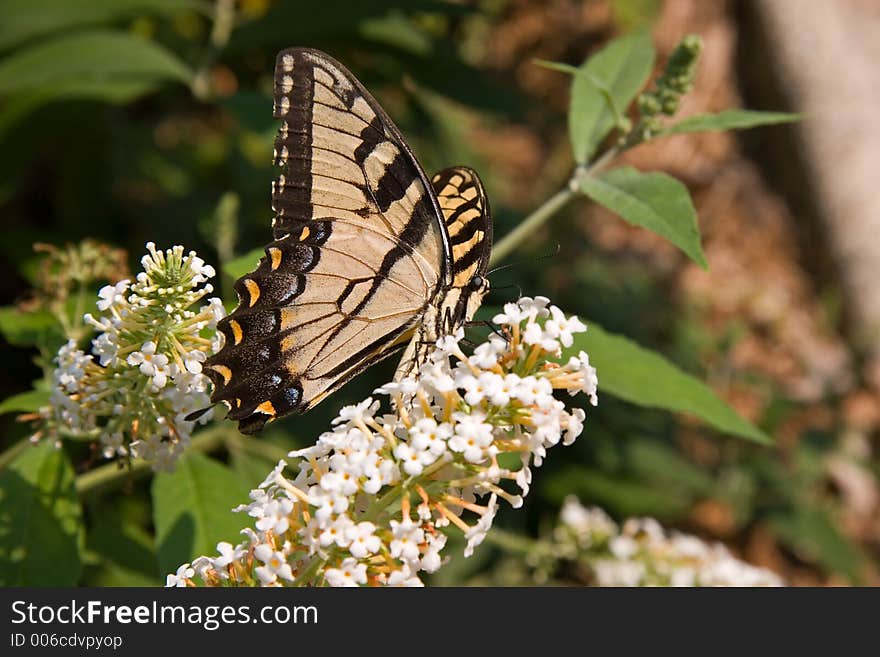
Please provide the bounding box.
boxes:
[204,48,492,434]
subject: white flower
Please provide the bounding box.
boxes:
[464,494,498,557]
[419,533,447,573]
[394,442,435,476]
[512,375,553,406]
[594,559,646,586]
[457,372,486,406]
[166,563,194,587]
[522,321,559,352]
[253,544,294,584]
[254,497,294,535]
[213,542,239,570]
[544,305,586,348]
[345,522,381,558]
[191,556,215,581]
[468,338,504,369]
[610,535,639,560]
[318,514,354,548]
[448,411,495,463]
[184,350,206,374]
[389,518,424,563]
[566,351,598,406]
[564,408,585,445]
[127,341,170,388]
[325,558,368,587]
[258,460,288,489]
[188,253,216,283]
[408,418,452,457]
[435,329,463,353]
[492,300,528,325]
[96,280,130,311]
[100,431,125,458]
[386,564,424,587]
[91,332,118,366]
[332,398,379,426]
[309,488,348,524]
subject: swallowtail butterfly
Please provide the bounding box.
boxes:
[204,48,493,434]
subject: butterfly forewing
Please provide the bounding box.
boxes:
[205,48,452,434]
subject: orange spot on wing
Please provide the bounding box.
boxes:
[244,279,260,307]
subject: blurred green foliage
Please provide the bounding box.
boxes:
[0,0,863,586]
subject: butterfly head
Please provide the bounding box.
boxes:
[464,274,490,323]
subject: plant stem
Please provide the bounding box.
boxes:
[191,0,236,101]
[489,145,621,266]
[489,187,576,266]
[75,428,227,497]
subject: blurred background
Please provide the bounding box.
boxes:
[1,0,879,585]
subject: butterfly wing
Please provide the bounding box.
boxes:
[205,48,452,434]
[395,166,494,380]
[432,166,493,291]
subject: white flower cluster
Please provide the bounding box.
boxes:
[39,243,224,470]
[555,497,784,587]
[168,297,598,587]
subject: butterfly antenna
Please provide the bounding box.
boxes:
[489,282,522,296]
[486,244,561,277]
[464,319,509,343]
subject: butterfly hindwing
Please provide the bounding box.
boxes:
[394,167,493,380]
[205,48,453,434]
[433,166,493,292]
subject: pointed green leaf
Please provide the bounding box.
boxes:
[224,247,265,281]
[86,507,161,586]
[0,306,61,347]
[0,388,50,415]
[0,442,83,585]
[152,453,251,576]
[543,465,691,518]
[569,29,654,163]
[770,508,863,583]
[579,166,707,268]
[570,323,771,444]
[0,29,193,98]
[0,0,210,51]
[667,109,801,135]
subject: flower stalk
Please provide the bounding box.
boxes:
[33,243,224,471]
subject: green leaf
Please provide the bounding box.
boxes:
[359,12,433,56]
[229,449,279,489]
[0,442,83,585]
[770,508,863,583]
[570,323,771,444]
[579,166,707,268]
[667,109,802,135]
[610,0,662,29]
[86,507,161,586]
[0,0,210,51]
[568,29,654,164]
[624,439,715,494]
[224,247,264,281]
[152,453,251,577]
[0,306,61,347]
[230,0,472,50]
[0,388,50,415]
[543,465,690,518]
[0,29,194,98]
